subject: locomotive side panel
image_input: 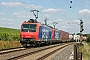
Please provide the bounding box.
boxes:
[52,28,55,40]
[38,26,52,41]
[54,29,60,41]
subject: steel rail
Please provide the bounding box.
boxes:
[37,43,73,60]
[7,43,74,60]
[0,47,26,54]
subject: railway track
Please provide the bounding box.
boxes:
[0,47,26,54]
[37,44,70,60]
[6,42,75,60]
[0,47,29,60]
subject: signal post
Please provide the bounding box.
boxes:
[80,19,84,42]
[74,19,84,60]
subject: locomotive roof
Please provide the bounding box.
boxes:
[22,19,40,24]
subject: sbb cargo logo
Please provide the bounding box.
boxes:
[55,32,59,38]
[42,29,49,39]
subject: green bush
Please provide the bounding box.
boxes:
[86,37,90,42]
[0,33,20,41]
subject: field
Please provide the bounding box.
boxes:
[78,42,90,60]
[0,27,20,34]
[0,27,21,49]
[0,27,20,41]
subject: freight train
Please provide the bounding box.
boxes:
[20,19,70,47]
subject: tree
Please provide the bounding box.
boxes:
[86,34,90,42]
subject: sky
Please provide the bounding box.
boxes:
[0,0,90,34]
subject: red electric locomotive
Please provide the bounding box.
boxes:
[20,19,53,47]
[20,10,70,47]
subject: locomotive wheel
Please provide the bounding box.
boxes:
[36,43,40,47]
[23,44,27,47]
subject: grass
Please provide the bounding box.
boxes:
[0,41,22,49]
[0,27,22,49]
[78,42,90,60]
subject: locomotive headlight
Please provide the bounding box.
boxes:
[22,35,24,37]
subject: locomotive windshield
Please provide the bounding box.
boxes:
[21,24,36,32]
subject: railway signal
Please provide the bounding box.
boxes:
[80,19,84,33]
[80,19,84,42]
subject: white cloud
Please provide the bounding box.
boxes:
[78,9,90,17]
[12,11,35,18]
[78,9,90,14]
[26,4,43,9]
[62,26,68,28]
[1,2,22,7]
[42,8,65,13]
[42,8,59,13]
[0,12,5,15]
[43,14,51,18]
[0,18,14,24]
[1,2,43,9]
[46,18,70,29]
[74,20,80,23]
[41,8,66,19]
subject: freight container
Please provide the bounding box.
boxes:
[60,30,69,42]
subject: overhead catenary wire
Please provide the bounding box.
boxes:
[15,0,73,25]
[53,0,77,25]
[13,0,29,12]
[20,0,34,11]
[66,0,78,19]
[13,0,79,25]
[52,0,68,21]
[57,0,71,24]
[13,0,47,22]
[28,0,62,25]
[21,0,47,18]
[53,0,80,33]
[53,0,77,24]
[13,0,79,29]
[18,0,59,28]
[53,0,74,32]
[65,0,80,25]
[29,0,37,5]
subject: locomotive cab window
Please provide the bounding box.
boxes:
[29,24,36,32]
[21,24,36,32]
